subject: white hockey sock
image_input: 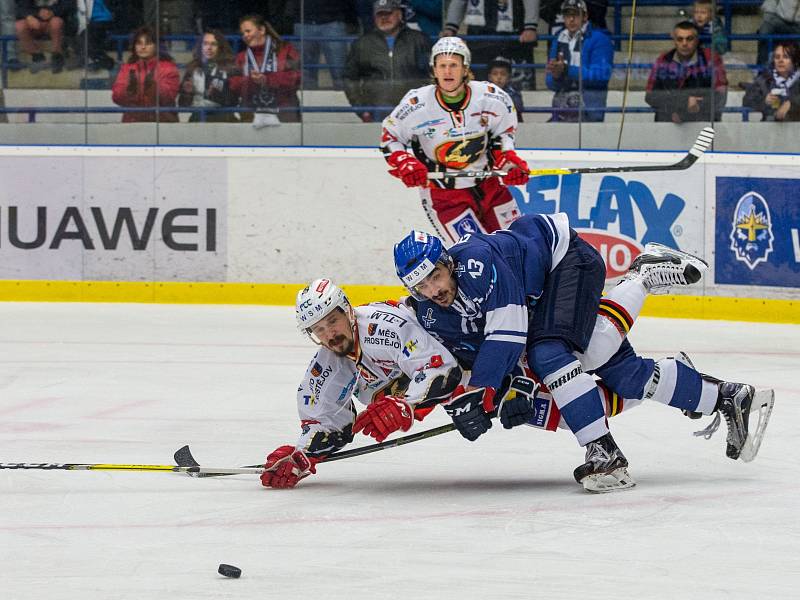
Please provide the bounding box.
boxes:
[604,278,647,322]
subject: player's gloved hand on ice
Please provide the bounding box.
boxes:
[387,151,428,187]
[444,385,496,442]
[498,376,540,429]
[492,149,529,186]
[353,396,414,443]
[260,445,318,489]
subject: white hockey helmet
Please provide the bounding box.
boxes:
[429,36,471,69]
[296,278,353,341]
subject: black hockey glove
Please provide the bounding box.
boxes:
[498,376,540,429]
[444,386,495,442]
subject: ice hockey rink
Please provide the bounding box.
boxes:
[0,301,797,600]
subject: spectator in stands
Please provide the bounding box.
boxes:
[487,55,525,120]
[233,14,301,125]
[756,0,800,66]
[691,0,728,55]
[111,26,180,123]
[1,0,22,69]
[344,0,431,123]
[441,0,539,89]
[545,0,613,122]
[15,0,74,73]
[645,21,728,122]
[404,0,442,38]
[77,0,115,71]
[743,40,800,120]
[541,0,609,33]
[285,0,357,89]
[179,29,240,123]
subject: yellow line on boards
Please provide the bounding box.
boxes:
[0,280,797,324]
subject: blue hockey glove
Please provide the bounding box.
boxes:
[498,376,540,429]
[444,386,495,442]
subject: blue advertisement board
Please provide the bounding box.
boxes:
[715,177,800,287]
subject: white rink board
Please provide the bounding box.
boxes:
[0,146,798,298]
[0,302,797,600]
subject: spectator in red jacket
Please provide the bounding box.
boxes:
[111,26,180,123]
[645,21,727,123]
[232,14,301,125]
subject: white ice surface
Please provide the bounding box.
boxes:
[0,302,798,600]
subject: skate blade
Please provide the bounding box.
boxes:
[644,242,709,272]
[738,389,775,463]
[580,467,637,493]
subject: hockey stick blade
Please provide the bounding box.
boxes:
[427,126,715,180]
[175,422,457,478]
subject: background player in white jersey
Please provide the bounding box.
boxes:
[381,36,530,242]
[260,278,466,489]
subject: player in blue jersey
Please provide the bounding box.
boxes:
[392,215,774,492]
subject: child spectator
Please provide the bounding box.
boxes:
[691,0,728,55]
[111,26,180,123]
[743,40,800,120]
[487,56,525,121]
[179,29,240,123]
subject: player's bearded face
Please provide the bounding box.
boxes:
[433,55,467,95]
[310,309,355,356]
[415,263,457,308]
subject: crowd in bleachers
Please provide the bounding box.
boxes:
[0,0,798,122]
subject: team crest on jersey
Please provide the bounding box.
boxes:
[434,134,487,169]
[409,96,418,105]
[729,191,774,270]
[311,362,323,377]
[368,323,378,336]
[479,115,489,127]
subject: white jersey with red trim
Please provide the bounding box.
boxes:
[294,301,462,457]
[381,80,519,189]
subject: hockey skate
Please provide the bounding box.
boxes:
[626,243,709,294]
[694,381,775,462]
[573,433,636,493]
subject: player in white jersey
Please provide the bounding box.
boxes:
[381,36,530,242]
[260,278,465,489]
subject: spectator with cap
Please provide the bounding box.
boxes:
[545,0,613,122]
[344,0,431,122]
[487,55,525,120]
[645,20,728,122]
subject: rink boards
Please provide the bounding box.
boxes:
[0,144,797,322]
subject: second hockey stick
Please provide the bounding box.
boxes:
[174,422,456,477]
[427,126,715,180]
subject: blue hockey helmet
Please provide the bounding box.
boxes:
[393,230,452,299]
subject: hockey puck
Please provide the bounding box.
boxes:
[218,564,242,578]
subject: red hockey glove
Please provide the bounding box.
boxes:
[387,151,428,188]
[492,149,529,186]
[260,445,318,489]
[353,396,414,443]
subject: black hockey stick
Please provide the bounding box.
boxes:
[174,422,456,478]
[427,126,715,180]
